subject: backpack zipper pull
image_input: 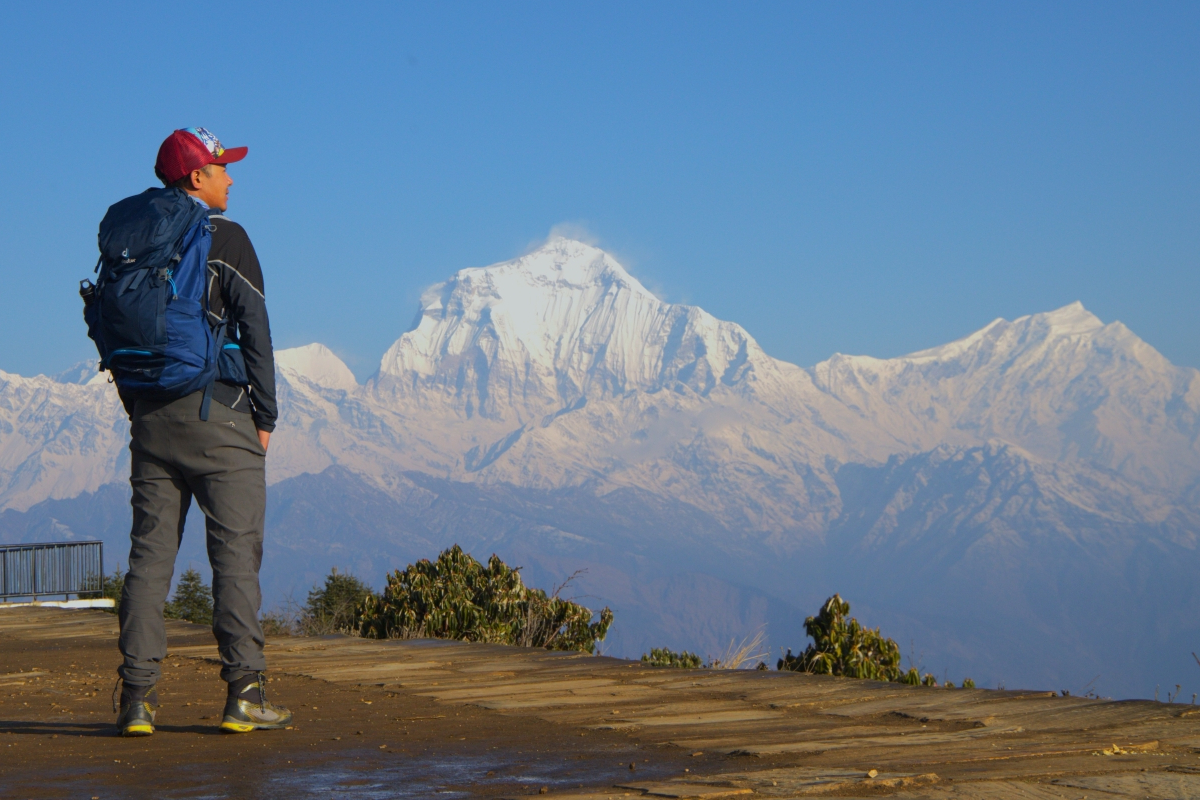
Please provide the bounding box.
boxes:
[165,268,178,300]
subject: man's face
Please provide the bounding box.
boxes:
[189,164,233,210]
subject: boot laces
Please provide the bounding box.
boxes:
[113,677,155,713]
[256,672,268,712]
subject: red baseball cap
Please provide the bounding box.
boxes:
[155,127,248,184]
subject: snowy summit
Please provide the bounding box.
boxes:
[374,238,775,417]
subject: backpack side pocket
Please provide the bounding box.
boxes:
[80,280,107,368]
[218,342,249,385]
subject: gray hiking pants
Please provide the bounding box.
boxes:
[118,390,268,687]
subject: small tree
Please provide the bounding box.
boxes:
[357,545,613,653]
[165,568,213,626]
[778,594,902,681]
[642,648,702,669]
[304,568,376,634]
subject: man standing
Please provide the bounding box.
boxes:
[110,128,291,735]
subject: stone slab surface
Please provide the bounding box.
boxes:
[6,607,1200,799]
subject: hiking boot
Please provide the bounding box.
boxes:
[220,672,292,733]
[113,681,158,737]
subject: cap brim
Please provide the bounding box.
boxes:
[211,146,248,165]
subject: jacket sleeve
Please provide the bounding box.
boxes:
[213,223,278,432]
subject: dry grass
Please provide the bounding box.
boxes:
[260,609,296,638]
[708,628,768,670]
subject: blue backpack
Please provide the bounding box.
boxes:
[81,188,227,418]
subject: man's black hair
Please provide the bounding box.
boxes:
[161,164,213,191]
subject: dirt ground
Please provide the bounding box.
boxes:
[0,624,710,799]
[10,612,1198,800]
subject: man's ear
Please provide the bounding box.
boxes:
[188,169,205,190]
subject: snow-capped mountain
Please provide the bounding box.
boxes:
[18,239,1196,517]
[374,238,800,411]
[0,368,125,512]
[270,239,864,533]
[3,238,1198,699]
[810,301,1200,490]
[271,239,1200,538]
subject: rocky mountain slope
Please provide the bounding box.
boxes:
[3,238,1197,698]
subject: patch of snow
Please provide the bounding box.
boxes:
[276,344,358,392]
[52,360,100,384]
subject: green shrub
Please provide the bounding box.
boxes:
[642,648,703,669]
[777,594,979,688]
[900,667,939,686]
[304,567,376,634]
[777,594,902,681]
[357,545,612,653]
[164,568,213,626]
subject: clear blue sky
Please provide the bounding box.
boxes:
[3,2,1197,380]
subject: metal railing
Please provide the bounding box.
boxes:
[0,541,104,600]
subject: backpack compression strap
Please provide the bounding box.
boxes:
[200,381,214,422]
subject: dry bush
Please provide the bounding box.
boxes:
[260,607,298,637]
[708,628,768,670]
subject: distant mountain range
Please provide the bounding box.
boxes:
[3,238,1197,699]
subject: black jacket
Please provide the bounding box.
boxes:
[114,210,278,432]
[205,211,278,432]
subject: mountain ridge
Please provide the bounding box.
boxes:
[6,239,1197,522]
